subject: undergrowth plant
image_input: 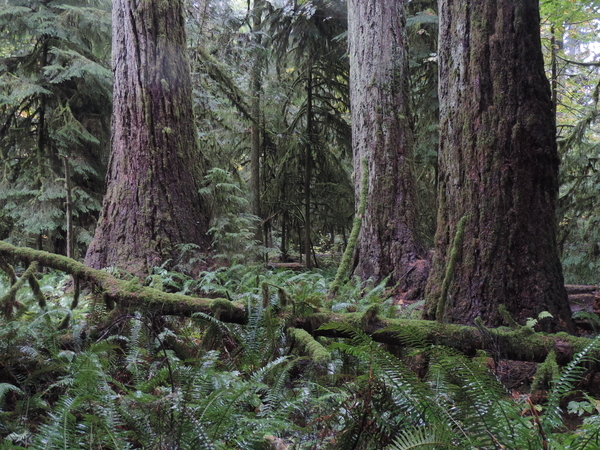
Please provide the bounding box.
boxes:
[321,322,600,450]
[3,266,600,449]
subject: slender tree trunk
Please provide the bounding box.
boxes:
[85,0,210,276]
[550,25,561,119]
[36,38,48,179]
[250,0,263,243]
[348,0,427,297]
[304,68,313,269]
[61,156,73,259]
[424,0,573,332]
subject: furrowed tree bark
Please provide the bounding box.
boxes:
[348,0,428,298]
[424,0,574,332]
[85,0,210,276]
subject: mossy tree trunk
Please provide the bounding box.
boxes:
[348,0,427,297]
[424,0,573,332]
[250,0,264,246]
[85,0,210,276]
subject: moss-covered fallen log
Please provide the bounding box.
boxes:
[0,241,246,324]
[1,241,598,364]
[295,309,599,365]
[287,327,331,363]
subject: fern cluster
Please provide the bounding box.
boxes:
[3,266,600,449]
[322,322,600,450]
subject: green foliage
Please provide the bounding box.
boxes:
[319,322,600,449]
[0,284,310,448]
[573,311,600,332]
[189,0,354,260]
[200,167,263,264]
[406,1,439,247]
[539,0,600,283]
[0,0,112,254]
[3,264,600,449]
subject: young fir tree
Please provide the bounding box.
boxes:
[264,0,352,265]
[0,0,112,254]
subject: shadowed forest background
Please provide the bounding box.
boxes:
[1,0,600,448]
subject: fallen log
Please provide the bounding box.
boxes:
[1,241,598,365]
[296,309,600,365]
[0,241,246,324]
[566,284,598,295]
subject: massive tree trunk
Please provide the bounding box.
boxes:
[348,0,427,297]
[85,0,210,276]
[424,0,573,332]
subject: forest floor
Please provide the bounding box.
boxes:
[396,284,600,400]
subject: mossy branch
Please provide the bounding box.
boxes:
[1,261,39,316]
[288,327,331,363]
[0,241,247,323]
[196,45,255,125]
[0,254,17,285]
[330,158,368,297]
[27,268,46,309]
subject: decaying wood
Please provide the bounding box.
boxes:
[1,241,598,365]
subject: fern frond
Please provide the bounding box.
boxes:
[386,425,456,450]
[0,383,23,408]
[545,334,600,431]
[428,345,534,448]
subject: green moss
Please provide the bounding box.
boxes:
[210,298,234,319]
[124,277,143,293]
[288,327,330,363]
[531,350,559,394]
[436,215,469,321]
[27,269,46,309]
[362,304,379,326]
[498,304,520,329]
[330,158,368,297]
[277,287,289,307]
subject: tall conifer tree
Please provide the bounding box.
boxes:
[348,0,427,296]
[424,0,573,332]
[85,0,210,275]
